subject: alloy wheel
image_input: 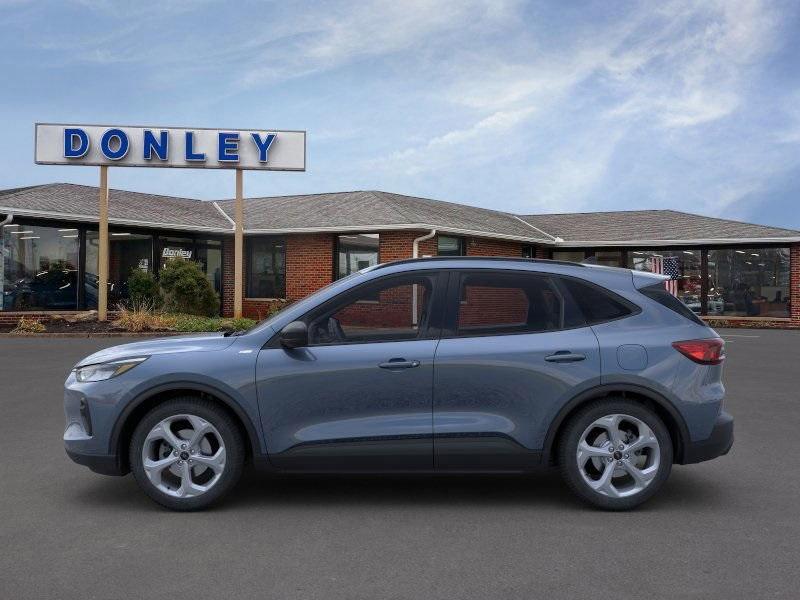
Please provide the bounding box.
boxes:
[141,414,226,499]
[576,413,661,498]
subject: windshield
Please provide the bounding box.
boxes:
[245,270,366,335]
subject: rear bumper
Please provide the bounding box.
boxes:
[680,410,734,464]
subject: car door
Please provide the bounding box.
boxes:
[433,269,602,471]
[256,271,446,472]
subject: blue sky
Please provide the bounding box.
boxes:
[1,0,799,228]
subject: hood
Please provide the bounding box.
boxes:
[76,334,237,367]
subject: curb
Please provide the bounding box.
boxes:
[0,332,202,338]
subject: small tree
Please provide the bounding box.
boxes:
[159,259,219,316]
[127,269,162,309]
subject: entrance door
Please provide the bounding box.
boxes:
[256,271,446,471]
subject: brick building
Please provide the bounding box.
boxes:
[1,183,799,328]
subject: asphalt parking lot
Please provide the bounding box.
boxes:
[1,329,799,599]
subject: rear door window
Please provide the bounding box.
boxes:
[451,271,583,337]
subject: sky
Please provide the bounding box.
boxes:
[1,0,799,228]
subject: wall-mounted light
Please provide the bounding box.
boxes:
[11,230,34,235]
[19,236,40,240]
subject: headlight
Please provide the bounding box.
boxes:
[74,357,148,382]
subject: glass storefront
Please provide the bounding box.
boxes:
[336,234,379,278]
[2,223,80,310]
[552,250,586,263]
[629,249,702,310]
[707,248,790,318]
[593,250,623,267]
[85,230,154,308]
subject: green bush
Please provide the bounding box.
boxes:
[127,269,162,308]
[170,314,256,333]
[159,259,220,316]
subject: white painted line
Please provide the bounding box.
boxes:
[722,334,760,338]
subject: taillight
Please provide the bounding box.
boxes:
[672,339,725,365]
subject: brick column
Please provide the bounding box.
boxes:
[286,233,335,299]
[535,246,549,259]
[379,231,436,261]
[221,237,235,317]
[791,243,800,325]
[466,237,524,257]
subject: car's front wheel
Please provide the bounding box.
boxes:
[558,398,673,510]
[130,398,245,511]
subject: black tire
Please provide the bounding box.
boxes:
[130,397,245,511]
[558,398,673,510]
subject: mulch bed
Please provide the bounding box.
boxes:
[0,317,172,335]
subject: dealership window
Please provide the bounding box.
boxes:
[85,230,154,309]
[438,235,465,256]
[593,250,623,267]
[196,240,223,296]
[336,234,379,279]
[1,223,80,311]
[628,249,701,310]
[552,250,586,263]
[706,248,790,318]
[247,236,285,298]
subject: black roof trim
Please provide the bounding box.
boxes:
[372,256,587,270]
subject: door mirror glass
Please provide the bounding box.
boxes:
[280,321,308,348]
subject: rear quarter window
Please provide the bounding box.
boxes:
[558,277,637,325]
[639,282,707,326]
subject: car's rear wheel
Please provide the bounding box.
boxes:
[558,398,673,510]
[130,398,244,511]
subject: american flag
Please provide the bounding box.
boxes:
[651,255,680,296]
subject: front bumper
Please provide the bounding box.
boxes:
[65,448,126,476]
[680,410,734,464]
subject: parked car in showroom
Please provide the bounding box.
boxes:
[64,257,732,511]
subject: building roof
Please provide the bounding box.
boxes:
[215,190,551,242]
[0,183,231,232]
[1,183,798,245]
[519,210,800,245]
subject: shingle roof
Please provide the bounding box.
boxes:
[2,183,798,244]
[520,210,800,244]
[215,190,550,242]
[0,183,230,232]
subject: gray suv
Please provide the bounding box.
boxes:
[64,258,733,510]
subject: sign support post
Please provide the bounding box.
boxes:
[98,166,109,321]
[234,169,244,319]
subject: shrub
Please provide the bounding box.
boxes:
[170,314,256,333]
[159,259,219,316]
[127,269,162,308]
[114,302,175,332]
[11,317,46,334]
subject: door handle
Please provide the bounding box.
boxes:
[378,358,421,370]
[545,351,586,363]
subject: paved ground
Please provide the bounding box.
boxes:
[1,329,799,599]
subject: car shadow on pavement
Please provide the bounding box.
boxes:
[70,466,727,513]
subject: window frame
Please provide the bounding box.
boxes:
[441,269,590,339]
[437,235,466,256]
[245,235,286,299]
[334,233,380,280]
[279,270,448,348]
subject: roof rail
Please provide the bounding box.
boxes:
[371,256,587,270]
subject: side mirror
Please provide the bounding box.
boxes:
[279,321,308,349]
